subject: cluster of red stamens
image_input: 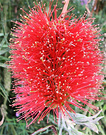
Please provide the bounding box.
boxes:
[10,4,103,126]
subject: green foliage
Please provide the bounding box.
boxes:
[0,0,105,134]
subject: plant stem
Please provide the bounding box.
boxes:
[60,0,69,18]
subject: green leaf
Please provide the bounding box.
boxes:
[0,56,10,61]
[31,125,57,135]
[0,49,10,55]
[66,110,103,133]
[0,83,8,99]
[0,33,4,36]
[103,104,106,111]
[0,63,8,68]
[84,122,98,133]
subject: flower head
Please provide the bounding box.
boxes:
[10,4,103,126]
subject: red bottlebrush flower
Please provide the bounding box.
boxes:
[10,4,103,127]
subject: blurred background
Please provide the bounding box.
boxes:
[0,0,106,135]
